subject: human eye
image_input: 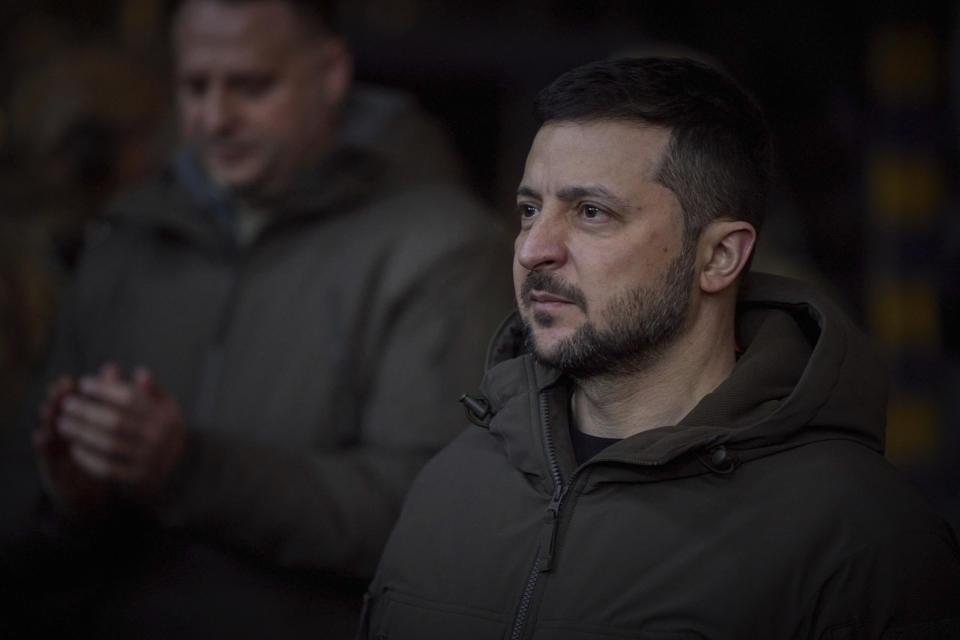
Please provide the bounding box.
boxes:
[579,204,611,223]
[230,73,275,98]
[516,202,539,228]
[180,74,208,98]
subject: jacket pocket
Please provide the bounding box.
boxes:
[368,589,507,640]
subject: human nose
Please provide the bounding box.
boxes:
[200,86,235,134]
[515,209,568,272]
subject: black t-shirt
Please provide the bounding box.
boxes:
[569,422,621,465]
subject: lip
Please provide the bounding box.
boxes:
[211,149,248,164]
[528,290,577,312]
[530,290,572,304]
[206,142,251,164]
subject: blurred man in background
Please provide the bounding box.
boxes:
[0,0,511,636]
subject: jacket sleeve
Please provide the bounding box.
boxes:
[151,203,515,579]
[0,303,76,540]
[0,221,123,541]
[812,524,960,639]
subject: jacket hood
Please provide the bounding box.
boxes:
[101,86,467,247]
[478,272,887,481]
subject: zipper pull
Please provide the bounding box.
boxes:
[459,393,492,428]
[538,484,565,572]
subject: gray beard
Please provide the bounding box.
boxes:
[522,241,696,380]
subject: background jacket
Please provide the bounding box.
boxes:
[363,273,960,640]
[0,87,514,638]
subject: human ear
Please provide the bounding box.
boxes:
[317,37,353,108]
[698,220,756,294]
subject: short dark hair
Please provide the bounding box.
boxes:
[534,57,773,239]
[167,0,339,36]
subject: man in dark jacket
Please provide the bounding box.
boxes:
[361,57,960,638]
[0,0,511,637]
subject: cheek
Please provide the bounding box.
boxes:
[177,100,202,139]
[269,95,329,152]
[578,247,645,302]
[248,102,288,140]
[512,254,526,300]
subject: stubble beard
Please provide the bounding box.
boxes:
[522,241,696,380]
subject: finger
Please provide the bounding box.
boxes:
[42,376,76,409]
[60,394,125,430]
[38,400,65,438]
[99,362,122,382]
[133,366,151,390]
[69,443,141,485]
[45,375,74,397]
[57,415,137,461]
[132,366,165,401]
[68,443,117,480]
[77,376,135,407]
[39,376,77,434]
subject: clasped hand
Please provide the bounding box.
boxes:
[34,363,186,515]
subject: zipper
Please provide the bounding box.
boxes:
[510,389,569,640]
[508,381,706,639]
[194,241,245,426]
[510,555,543,640]
[539,392,564,492]
[537,388,568,572]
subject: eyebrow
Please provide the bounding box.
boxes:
[517,184,631,210]
[516,186,541,200]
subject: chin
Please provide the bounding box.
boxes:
[529,326,571,357]
[204,161,260,192]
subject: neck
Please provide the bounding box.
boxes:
[572,302,738,440]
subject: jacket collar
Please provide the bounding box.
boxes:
[103,143,383,251]
[100,85,448,249]
[479,273,886,483]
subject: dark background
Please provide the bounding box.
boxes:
[1,0,958,531]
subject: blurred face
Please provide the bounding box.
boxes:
[174,0,349,200]
[514,121,695,378]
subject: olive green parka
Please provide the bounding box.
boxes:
[363,273,960,640]
[0,87,514,638]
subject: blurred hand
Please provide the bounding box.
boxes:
[53,363,187,503]
[34,373,112,518]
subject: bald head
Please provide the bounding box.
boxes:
[173,0,352,201]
